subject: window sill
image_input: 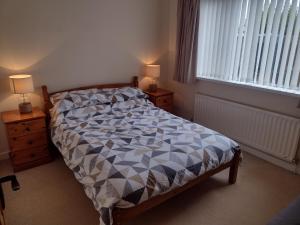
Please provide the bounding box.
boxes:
[196,77,300,98]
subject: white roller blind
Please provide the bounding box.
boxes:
[197,0,300,95]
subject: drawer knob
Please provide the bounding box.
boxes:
[25,127,31,132]
[30,153,36,158]
[28,140,33,145]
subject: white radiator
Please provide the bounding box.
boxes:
[194,94,300,163]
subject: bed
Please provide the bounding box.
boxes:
[42,76,241,225]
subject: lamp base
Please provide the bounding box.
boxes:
[148,84,158,92]
[19,102,32,114]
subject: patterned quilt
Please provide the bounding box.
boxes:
[50,87,239,225]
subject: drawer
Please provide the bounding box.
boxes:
[7,118,46,137]
[10,146,50,165]
[9,131,48,151]
[156,95,173,107]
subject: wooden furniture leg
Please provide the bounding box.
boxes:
[229,148,241,184]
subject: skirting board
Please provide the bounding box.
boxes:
[241,144,299,174]
[0,150,10,161]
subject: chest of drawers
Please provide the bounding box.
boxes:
[144,88,174,112]
[1,108,52,172]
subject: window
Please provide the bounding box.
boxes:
[197,0,300,95]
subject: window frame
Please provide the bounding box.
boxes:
[196,0,300,96]
[196,76,300,98]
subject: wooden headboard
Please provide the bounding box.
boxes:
[42,76,138,119]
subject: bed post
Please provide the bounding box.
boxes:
[42,85,52,123]
[229,147,241,184]
[112,210,122,225]
[132,76,138,88]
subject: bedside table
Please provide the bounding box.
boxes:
[1,107,52,172]
[144,88,173,112]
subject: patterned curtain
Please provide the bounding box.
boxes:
[174,0,200,84]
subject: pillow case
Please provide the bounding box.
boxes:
[50,89,98,114]
[117,87,147,101]
[94,88,121,104]
[94,87,147,103]
[69,89,98,108]
[50,87,147,114]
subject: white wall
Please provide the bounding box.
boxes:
[164,0,299,120]
[0,0,169,158]
[162,0,300,172]
[1,0,299,168]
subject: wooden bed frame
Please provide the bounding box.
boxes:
[42,76,241,225]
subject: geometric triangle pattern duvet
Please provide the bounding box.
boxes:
[50,97,239,225]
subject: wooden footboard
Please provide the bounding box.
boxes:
[112,148,241,225]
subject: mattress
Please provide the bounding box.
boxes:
[50,89,239,225]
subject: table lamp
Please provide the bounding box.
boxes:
[9,74,34,114]
[145,64,160,92]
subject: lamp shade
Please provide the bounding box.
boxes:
[9,74,34,94]
[145,65,160,78]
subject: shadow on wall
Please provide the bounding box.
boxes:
[0,68,15,111]
[0,48,167,158]
[0,0,169,157]
[0,32,168,111]
[0,49,157,156]
[0,30,69,111]
[0,34,74,156]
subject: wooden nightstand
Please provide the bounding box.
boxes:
[144,88,173,112]
[1,107,52,172]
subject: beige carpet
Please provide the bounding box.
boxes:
[0,152,300,225]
